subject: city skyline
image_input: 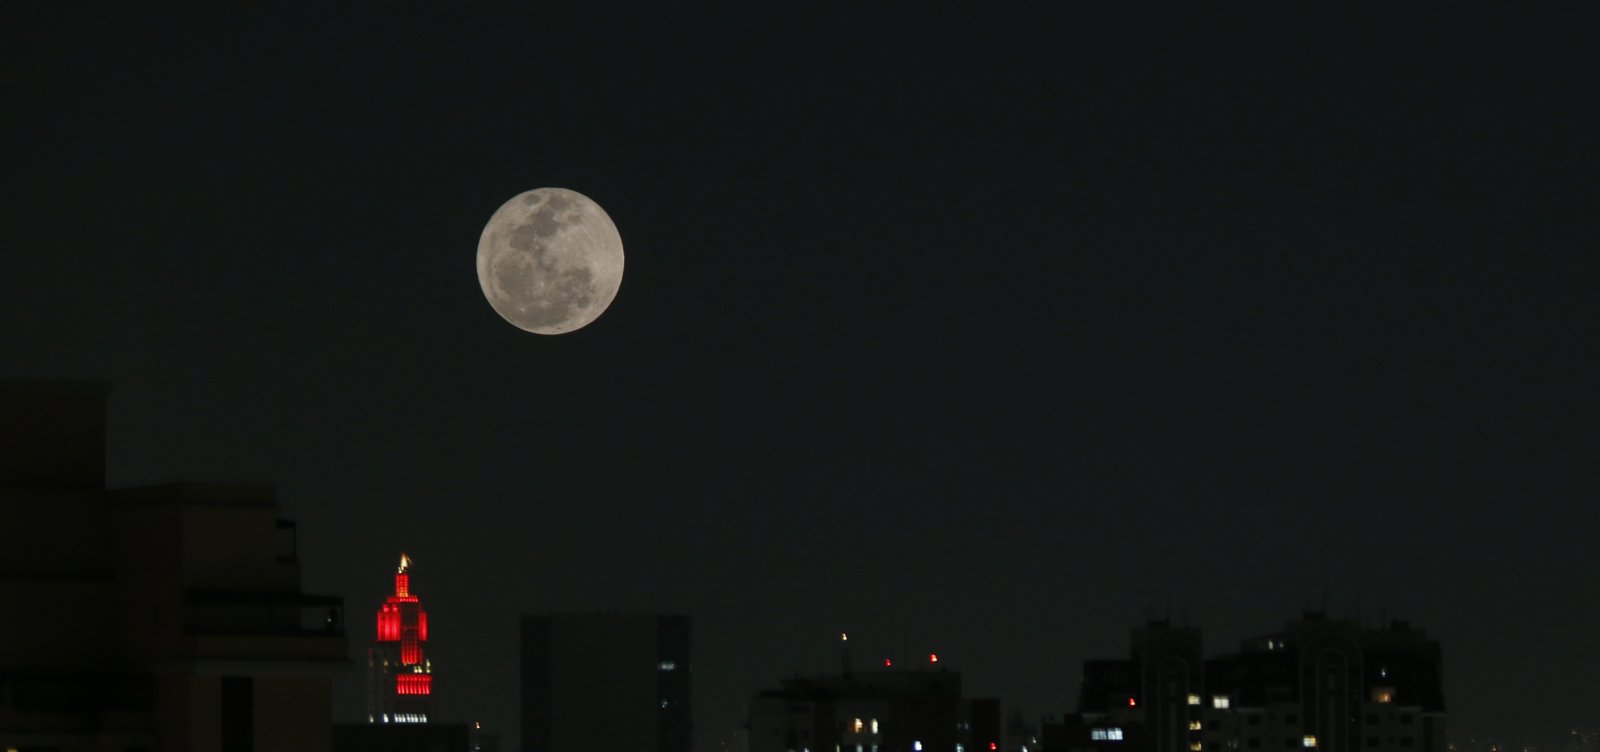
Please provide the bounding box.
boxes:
[5,4,1598,751]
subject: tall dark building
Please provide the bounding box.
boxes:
[519,613,691,752]
[1048,614,1445,752]
[368,553,434,724]
[746,660,1002,752]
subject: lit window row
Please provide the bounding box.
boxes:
[396,674,433,695]
[382,713,428,723]
[1090,728,1125,741]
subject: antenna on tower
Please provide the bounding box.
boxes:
[840,631,851,677]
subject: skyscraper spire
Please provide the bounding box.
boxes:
[368,552,433,724]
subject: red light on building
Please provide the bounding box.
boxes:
[368,552,434,722]
[1127,697,1137,707]
[395,674,432,696]
[884,658,893,667]
[929,653,939,663]
[990,744,998,750]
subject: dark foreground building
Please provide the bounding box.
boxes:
[1047,614,1445,752]
[746,656,1002,752]
[519,613,691,752]
[0,381,348,752]
[332,721,497,752]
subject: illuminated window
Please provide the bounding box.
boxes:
[1191,743,1203,751]
[1372,688,1394,704]
[854,719,864,733]
[872,720,880,735]
[1191,721,1204,731]
[661,699,670,709]
[1213,696,1231,709]
[914,742,923,751]
[660,661,677,671]
[1188,694,1202,706]
[1092,729,1125,742]
[958,745,965,752]
[1304,737,1318,748]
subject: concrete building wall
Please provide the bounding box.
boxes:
[0,381,108,489]
[258,675,334,752]
[0,381,348,752]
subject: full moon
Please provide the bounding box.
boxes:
[476,187,625,334]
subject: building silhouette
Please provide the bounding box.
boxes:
[367,553,435,725]
[519,613,691,752]
[745,649,1001,752]
[0,380,348,752]
[1046,614,1445,752]
[332,720,498,752]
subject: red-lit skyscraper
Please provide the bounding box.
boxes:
[368,552,434,724]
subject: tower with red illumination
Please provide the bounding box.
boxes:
[368,552,434,724]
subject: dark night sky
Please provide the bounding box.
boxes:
[4,5,1598,748]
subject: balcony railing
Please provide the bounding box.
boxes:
[183,588,344,637]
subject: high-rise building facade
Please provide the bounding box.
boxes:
[368,553,434,724]
[519,613,691,752]
[1047,614,1445,752]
